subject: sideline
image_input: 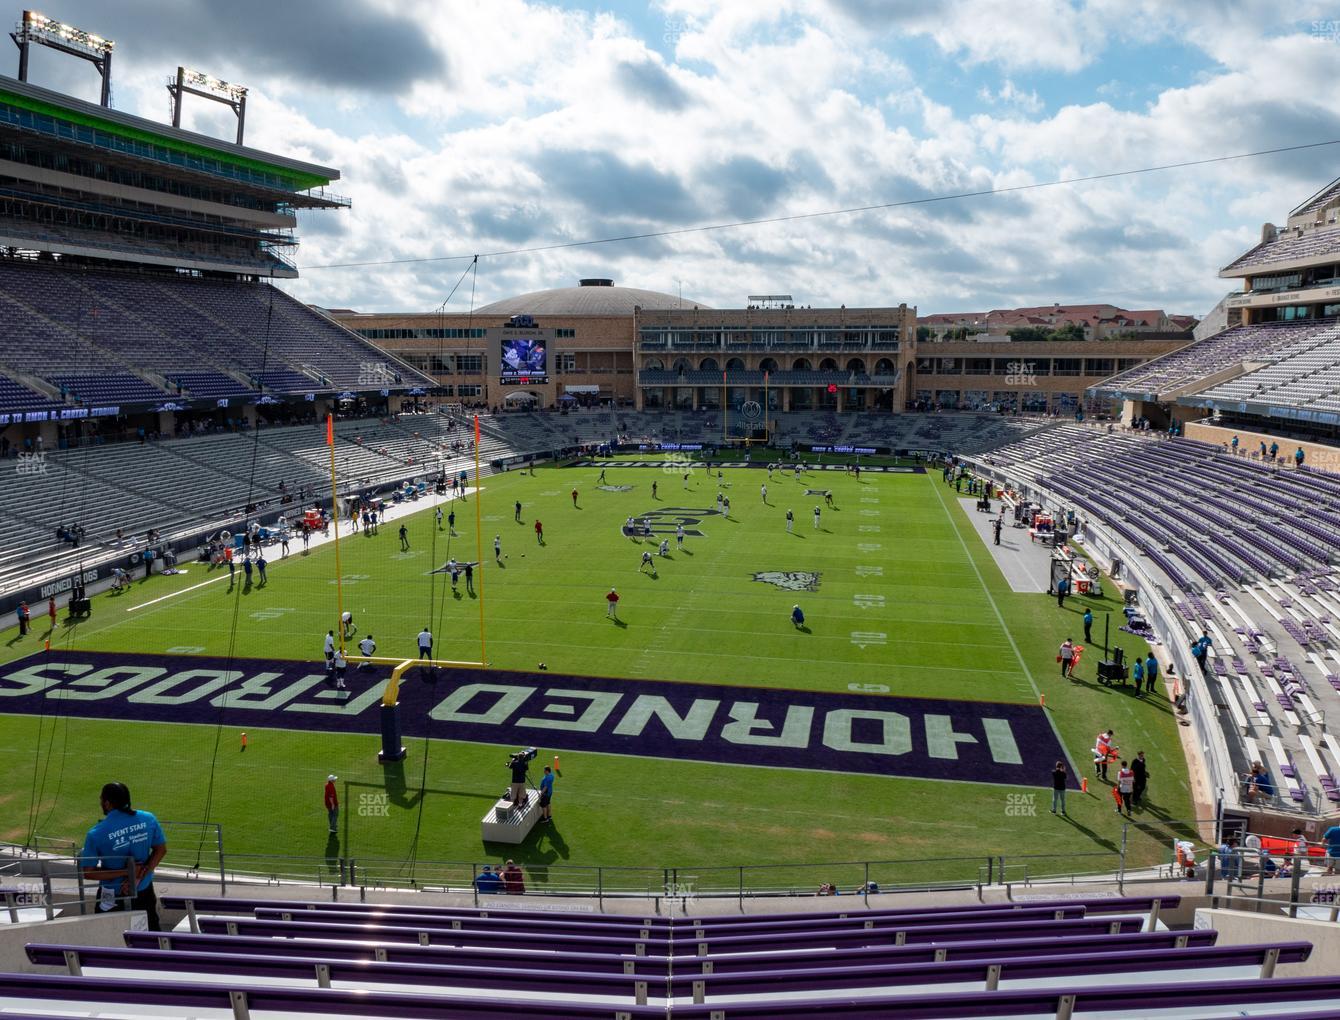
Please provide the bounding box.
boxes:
[927,474,1077,770]
[124,487,480,613]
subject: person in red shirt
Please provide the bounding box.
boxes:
[605,587,619,619]
[571,488,579,507]
[324,776,339,835]
[47,597,57,631]
[535,520,543,544]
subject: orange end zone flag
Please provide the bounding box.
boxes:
[326,414,334,447]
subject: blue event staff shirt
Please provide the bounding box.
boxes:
[81,809,165,893]
[540,773,555,798]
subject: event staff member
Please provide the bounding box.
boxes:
[80,782,167,930]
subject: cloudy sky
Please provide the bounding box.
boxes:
[20,1,1340,315]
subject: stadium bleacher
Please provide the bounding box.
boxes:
[0,259,426,407]
[1092,319,1334,399]
[4,891,1337,1017]
[976,424,1340,815]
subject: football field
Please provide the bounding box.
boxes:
[0,458,1197,891]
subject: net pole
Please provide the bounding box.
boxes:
[473,414,487,666]
[763,370,769,446]
[327,413,346,652]
[721,370,727,445]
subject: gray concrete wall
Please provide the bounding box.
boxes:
[0,911,146,973]
[1194,907,1340,977]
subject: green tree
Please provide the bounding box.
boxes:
[1047,323,1087,343]
[1007,326,1049,343]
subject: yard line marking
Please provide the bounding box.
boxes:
[858,525,881,533]
[855,565,884,577]
[850,631,887,649]
[857,543,882,552]
[126,572,231,611]
[859,509,881,516]
[854,594,886,610]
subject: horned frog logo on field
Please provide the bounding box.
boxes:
[752,571,821,592]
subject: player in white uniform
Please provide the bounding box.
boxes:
[676,523,685,549]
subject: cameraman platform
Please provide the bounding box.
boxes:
[482,748,542,845]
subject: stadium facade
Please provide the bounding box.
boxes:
[339,284,1184,416]
[1094,171,1340,447]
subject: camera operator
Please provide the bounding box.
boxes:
[508,750,531,806]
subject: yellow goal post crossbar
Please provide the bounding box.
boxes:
[340,655,487,707]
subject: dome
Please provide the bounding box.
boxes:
[474,279,709,316]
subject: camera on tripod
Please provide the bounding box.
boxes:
[507,747,537,771]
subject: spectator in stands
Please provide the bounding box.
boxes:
[1296,447,1306,468]
[1230,435,1239,455]
[80,782,167,930]
[1244,762,1270,801]
[1269,441,1279,462]
[501,860,526,894]
[1050,761,1067,816]
[324,776,339,835]
[475,865,503,894]
[1218,838,1242,880]
[1291,829,1310,869]
[1324,823,1340,876]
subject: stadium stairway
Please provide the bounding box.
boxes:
[5,891,1340,1017]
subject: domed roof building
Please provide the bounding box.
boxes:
[475,279,708,316]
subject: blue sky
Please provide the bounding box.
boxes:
[21,1,1340,316]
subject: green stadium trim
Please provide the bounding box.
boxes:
[0,85,332,192]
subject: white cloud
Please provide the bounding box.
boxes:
[43,0,1340,320]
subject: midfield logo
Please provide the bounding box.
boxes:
[623,506,722,539]
[752,571,821,592]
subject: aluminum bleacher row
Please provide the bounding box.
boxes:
[0,413,486,595]
[0,258,428,406]
[1091,318,1336,399]
[7,891,1340,1017]
[483,408,1059,456]
[976,426,1340,816]
[1191,321,1340,415]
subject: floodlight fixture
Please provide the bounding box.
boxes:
[168,65,249,145]
[11,9,115,106]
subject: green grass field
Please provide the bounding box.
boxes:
[0,460,1198,891]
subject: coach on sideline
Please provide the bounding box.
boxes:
[79,782,167,930]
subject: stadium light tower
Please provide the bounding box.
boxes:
[10,10,114,107]
[167,66,249,145]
